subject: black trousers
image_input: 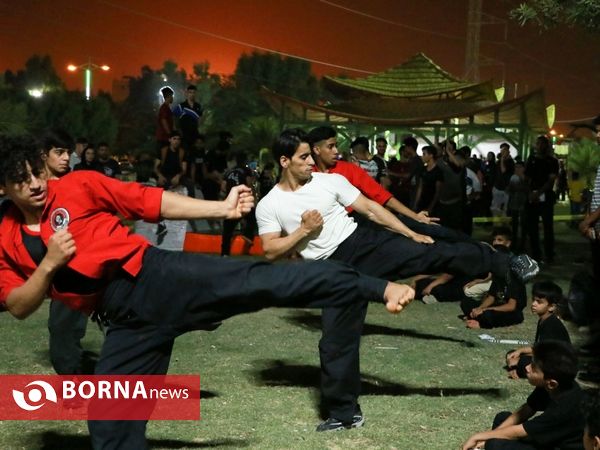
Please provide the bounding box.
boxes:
[316,226,509,427]
[331,226,508,282]
[460,297,524,328]
[221,210,257,256]
[485,411,540,449]
[525,200,555,261]
[47,299,89,375]
[88,247,386,450]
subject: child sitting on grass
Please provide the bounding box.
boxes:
[505,281,571,379]
[460,246,527,329]
[462,341,585,450]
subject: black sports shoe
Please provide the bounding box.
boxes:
[316,412,365,432]
[509,254,539,283]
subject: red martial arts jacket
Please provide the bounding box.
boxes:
[314,160,392,209]
[0,171,163,314]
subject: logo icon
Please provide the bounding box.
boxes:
[50,207,70,231]
[12,380,58,411]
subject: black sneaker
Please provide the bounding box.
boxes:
[509,254,539,283]
[316,412,365,432]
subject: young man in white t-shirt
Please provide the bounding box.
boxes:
[256,129,539,432]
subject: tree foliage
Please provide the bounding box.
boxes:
[567,138,600,187]
[511,1,600,31]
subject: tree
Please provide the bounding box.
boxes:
[511,1,600,31]
[567,138,600,187]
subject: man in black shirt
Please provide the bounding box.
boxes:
[463,341,585,450]
[97,142,121,179]
[525,136,559,263]
[175,85,203,152]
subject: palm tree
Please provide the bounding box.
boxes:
[568,138,600,188]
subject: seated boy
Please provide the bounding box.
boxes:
[462,340,585,450]
[413,227,512,304]
[463,227,513,301]
[506,281,571,379]
[583,392,600,450]
[460,247,527,329]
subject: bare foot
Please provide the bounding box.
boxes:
[465,319,481,329]
[383,282,415,314]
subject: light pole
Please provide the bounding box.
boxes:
[67,59,110,100]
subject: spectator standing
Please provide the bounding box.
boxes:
[221,152,257,256]
[69,136,88,170]
[507,161,529,253]
[525,135,559,264]
[73,145,102,173]
[491,143,515,217]
[174,85,203,152]
[414,145,443,215]
[350,137,378,180]
[96,142,121,179]
[372,137,388,183]
[155,86,174,157]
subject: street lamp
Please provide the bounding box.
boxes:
[67,59,110,100]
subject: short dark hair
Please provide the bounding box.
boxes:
[532,340,578,388]
[307,126,336,147]
[350,136,370,151]
[169,131,182,138]
[375,137,387,145]
[492,226,512,241]
[0,135,45,185]
[532,281,563,305]
[500,142,510,150]
[75,137,88,145]
[41,129,73,154]
[186,84,197,91]
[273,128,308,166]
[402,136,418,150]
[161,87,174,97]
[422,145,437,158]
[583,391,600,438]
[97,141,109,148]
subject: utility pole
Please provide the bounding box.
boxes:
[464,0,482,82]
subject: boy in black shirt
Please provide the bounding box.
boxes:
[463,341,585,450]
[506,281,571,379]
[461,246,527,329]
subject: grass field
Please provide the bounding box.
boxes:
[0,219,593,450]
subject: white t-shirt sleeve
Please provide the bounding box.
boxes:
[325,173,361,207]
[256,196,282,235]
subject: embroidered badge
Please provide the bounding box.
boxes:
[50,208,70,231]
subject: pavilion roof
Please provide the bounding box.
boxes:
[323,53,496,101]
[262,87,549,131]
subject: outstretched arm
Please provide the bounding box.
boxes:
[351,194,434,244]
[160,185,254,221]
[4,230,75,320]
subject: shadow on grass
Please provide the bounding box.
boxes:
[38,431,250,449]
[253,359,506,399]
[285,311,476,347]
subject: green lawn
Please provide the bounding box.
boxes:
[0,220,592,450]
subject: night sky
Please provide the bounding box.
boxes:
[1,0,599,130]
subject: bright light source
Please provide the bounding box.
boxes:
[161,74,168,82]
[100,65,110,71]
[28,89,44,98]
[67,64,77,72]
[549,129,557,136]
